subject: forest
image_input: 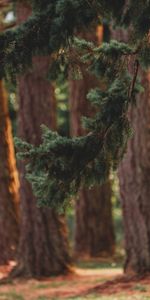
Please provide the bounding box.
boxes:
[0,0,150,299]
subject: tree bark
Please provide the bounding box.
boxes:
[69,27,115,258]
[0,80,19,264]
[111,27,150,275]
[12,1,71,278]
[119,70,150,274]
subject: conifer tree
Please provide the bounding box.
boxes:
[4,0,148,211]
[0,0,149,273]
[11,1,71,278]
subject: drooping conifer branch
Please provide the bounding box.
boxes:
[15,65,138,209]
[2,0,150,209]
[0,0,149,76]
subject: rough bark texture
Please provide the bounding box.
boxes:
[69,27,115,258]
[119,70,150,274]
[0,80,19,264]
[111,27,150,275]
[12,2,71,278]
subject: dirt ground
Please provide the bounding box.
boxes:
[0,263,150,300]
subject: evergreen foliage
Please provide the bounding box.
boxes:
[0,0,149,76]
[2,0,150,209]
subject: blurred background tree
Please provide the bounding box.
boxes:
[10,0,72,278]
[69,25,115,259]
[0,0,19,265]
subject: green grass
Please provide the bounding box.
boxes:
[76,260,122,269]
[133,284,147,292]
[0,292,24,300]
[36,297,49,300]
[36,295,150,300]
[70,296,150,300]
[34,281,68,290]
[33,283,50,289]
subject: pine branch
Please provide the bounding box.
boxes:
[0,0,149,76]
[4,0,150,210]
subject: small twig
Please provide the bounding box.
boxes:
[128,59,139,100]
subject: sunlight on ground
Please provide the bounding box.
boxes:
[0,267,121,300]
[0,293,150,300]
[76,267,122,276]
[0,265,150,300]
[70,297,150,300]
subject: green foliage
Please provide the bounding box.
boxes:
[122,0,150,38]
[15,61,136,210]
[0,0,149,77]
[55,76,70,137]
[5,79,18,135]
[2,0,150,209]
[139,37,150,68]
[15,127,102,210]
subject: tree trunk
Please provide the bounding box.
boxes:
[119,70,150,274]
[111,27,150,275]
[0,80,19,264]
[12,2,71,278]
[69,27,115,258]
[74,184,115,257]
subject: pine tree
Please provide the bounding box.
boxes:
[0,1,149,273]
[11,1,71,278]
[7,0,148,211]
[69,25,115,258]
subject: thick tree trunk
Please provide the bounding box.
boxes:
[119,70,150,274]
[69,27,115,258]
[111,27,150,274]
[0,80,19,264]
[12,2,71,278]
[74,184,114,257]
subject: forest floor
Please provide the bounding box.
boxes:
[0,260,150,300]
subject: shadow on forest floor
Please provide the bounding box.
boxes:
[0,260,150,300]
